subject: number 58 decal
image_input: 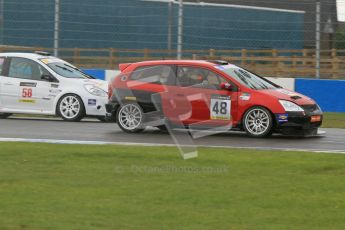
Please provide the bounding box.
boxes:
[22,88,33,98]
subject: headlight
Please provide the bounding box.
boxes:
[84,84,107,97]
[316,104,323,112]
[279,100,304,112]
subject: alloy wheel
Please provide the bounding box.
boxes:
[59,95,81,119]
[118,104,143,131]
[244,108,272,136]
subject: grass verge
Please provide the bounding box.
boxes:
[1,143,345,229]
[322,112,345,129]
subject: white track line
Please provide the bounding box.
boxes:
[0,137,345,155]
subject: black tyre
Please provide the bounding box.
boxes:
[0,113,12,119]
[157,125,168,131]
[243,106,273,137]
[98,116,116,123]
[116,103,145,133]
[97,116,107,122]
[57,94,85,122]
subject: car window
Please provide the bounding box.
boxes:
[177,66,229,90]
[0,57,5,75]
[131,65,175,85]
[34,64,51,81]
[8,57,50,81]
[217,64,277,90]
[46,62,91,79]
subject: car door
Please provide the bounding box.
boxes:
[1,57,56,113]
[166,65,238,127]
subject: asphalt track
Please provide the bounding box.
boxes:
[0,117,344,153]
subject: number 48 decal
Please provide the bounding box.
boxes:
[210,95,231,120]
[212,101,228,115]
[22,88,33,98]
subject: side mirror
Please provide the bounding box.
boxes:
[220,82,232,91]
[41,74,55,82]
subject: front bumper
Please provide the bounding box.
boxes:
[105,102,119,119]
[83,96,109,117]
[275,111,323,136]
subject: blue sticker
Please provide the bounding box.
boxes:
[277,114,288,123]
[215,65,225,70]
[88,99,97,106]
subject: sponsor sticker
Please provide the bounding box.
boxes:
[277,114,289,123]
[88,99,97,106]
[124,96,137,101]
[240,92,251,101]
[40,58,61,64]
[49,89,62,94]
[19,99,35,103]
[215,65,225,70]
[210,94,231,120]
[20,82,37,87]
[214,64,238,71]
[311,115,321,123]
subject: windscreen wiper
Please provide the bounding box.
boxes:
[63,64,95,79]
[55,65,73,72]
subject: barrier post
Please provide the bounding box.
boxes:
[331,48,338,79]
[241,49,247,66]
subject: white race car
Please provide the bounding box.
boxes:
[0,52,108,121]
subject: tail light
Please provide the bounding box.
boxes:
[108,83,113,99]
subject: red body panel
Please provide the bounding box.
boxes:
[109,60,317,127]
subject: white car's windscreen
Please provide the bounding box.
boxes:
[42,61,92,79]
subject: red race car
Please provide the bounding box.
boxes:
[106,60,322,137]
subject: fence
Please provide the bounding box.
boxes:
[1,45,345,79]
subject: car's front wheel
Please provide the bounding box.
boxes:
[57,94,85,122]
[116,103,145,133]
[0,113,12,119]
[243,106,273,137]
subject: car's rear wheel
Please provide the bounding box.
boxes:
[57,94,85,122]
[0,113,12,119]
[116,103,144,133]
[243,106,273,137]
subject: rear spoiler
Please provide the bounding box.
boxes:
[119,63,132,72]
